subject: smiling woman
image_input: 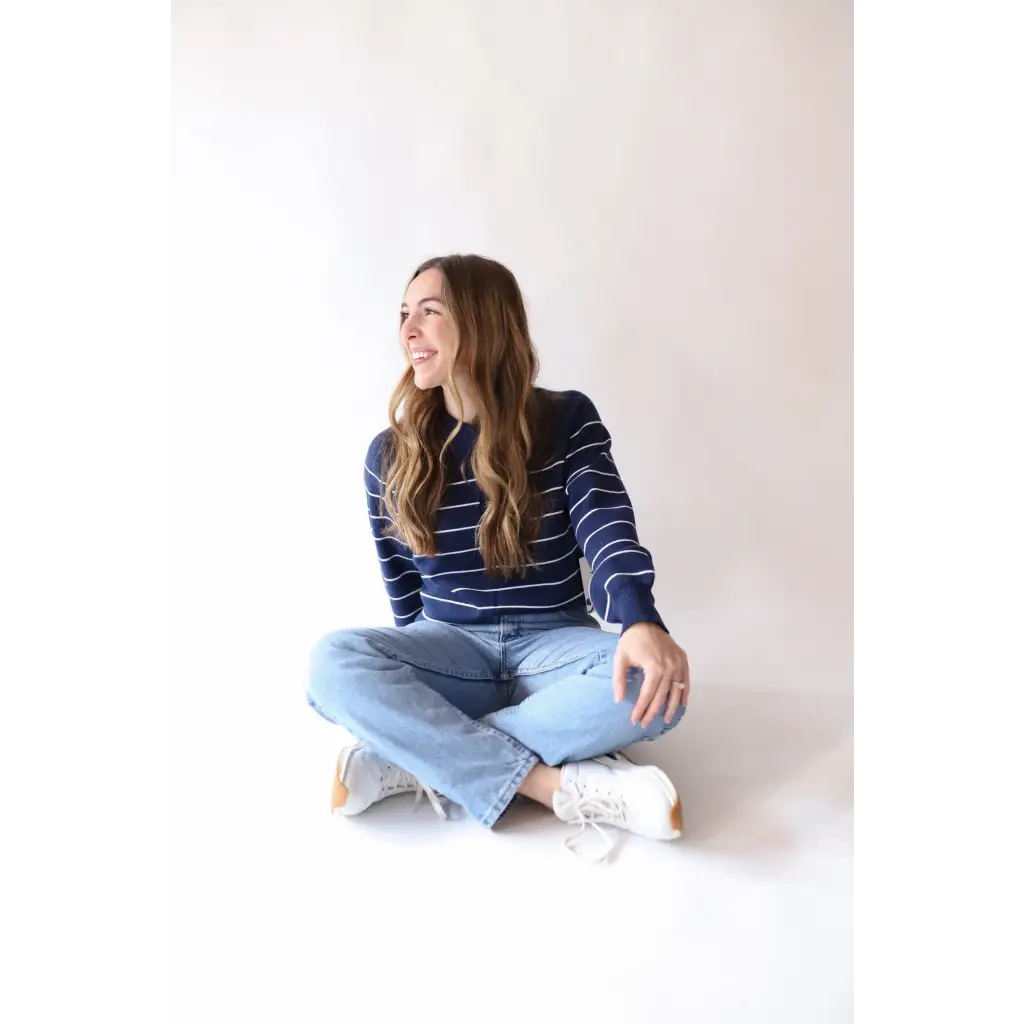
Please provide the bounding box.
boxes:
[306,253,692,863]
[400,274,451,385]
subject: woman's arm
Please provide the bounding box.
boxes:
[563,393,667,634]
[564,393,690,728]
[365,432,424,626]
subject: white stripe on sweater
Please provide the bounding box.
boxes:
[374,493,553,515]
[376,523,572,566]
[376,549,414,563]
[442,461,563,488]
[389,534,564,561]
[603,569,655,620]
[569,419,602,440]
[590,535,641,570]
[417,544,478,557]
[590,549,649,577]
[371,530,410,548]
[573,503,635,533]
[533,524,573,544]
[565,439,611,461]
[422,545,579,580]
[568,486,627,517]
[451,569,581,595]
[382,567,420,583]
[370,460,572,506]
[366,462,565,497]
[566,465,620,489]
[579,519,637,559]
[422,591,586,611]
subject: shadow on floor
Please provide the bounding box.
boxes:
[624,681,853,863]
[321,682,853,866]
[489,681,852,867]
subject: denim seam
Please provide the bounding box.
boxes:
[513,647,609,678]
[365,637,494,681]
[481,750,539,828]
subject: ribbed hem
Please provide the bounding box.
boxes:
[614,581,668,635]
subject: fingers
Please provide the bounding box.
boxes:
[631,665,665,726]
[680,654,691,708]
[641,677,671,729]
[664,680,681,723]
[619,641,692,727]
[612,649,628,704]
[663,654,691,723]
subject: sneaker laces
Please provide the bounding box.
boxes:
[412,781,448,820]
[377,761,447,820]
[557,780,626,864]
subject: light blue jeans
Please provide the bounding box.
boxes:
[306,607,685,827]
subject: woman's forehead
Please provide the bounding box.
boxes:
[403,268,444,305]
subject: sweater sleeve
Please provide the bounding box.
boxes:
[564,394,667,634]
[365,432,424,626]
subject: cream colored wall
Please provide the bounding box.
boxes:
[173,0,851,695]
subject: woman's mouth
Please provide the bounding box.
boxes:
[411,350,438,365]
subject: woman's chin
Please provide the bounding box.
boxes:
[411,369,444,389]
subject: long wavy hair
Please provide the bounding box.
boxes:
[379,254,562,580]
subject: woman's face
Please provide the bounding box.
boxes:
[400,268,457,390]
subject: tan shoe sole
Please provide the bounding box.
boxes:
[331,753,349,812]
[669,798,684,834]
[597,752,683,839]
[330,741,360,813]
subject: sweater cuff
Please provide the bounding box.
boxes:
[614,580,668,635]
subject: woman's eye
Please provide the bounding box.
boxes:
[399,312,408,323]
[424,308,439,316]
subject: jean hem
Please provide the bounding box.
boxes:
[480,751,539,828]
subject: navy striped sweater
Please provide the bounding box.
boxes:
[364,389,666,633]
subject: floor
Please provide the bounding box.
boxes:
[177,674,851,1023]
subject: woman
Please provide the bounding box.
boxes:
[307,254,691,861]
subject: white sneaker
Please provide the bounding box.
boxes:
[552,751,683,863]
[330,742,447,819]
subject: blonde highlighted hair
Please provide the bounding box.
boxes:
[380,255,562,579]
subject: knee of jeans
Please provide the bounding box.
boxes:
[663,703,687,732]
[639,702,686,740]
[306,628,374,715]
[622,671,686,732]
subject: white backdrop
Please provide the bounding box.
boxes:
[169,1,850,1019]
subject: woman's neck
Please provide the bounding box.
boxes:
[443,380,480,425]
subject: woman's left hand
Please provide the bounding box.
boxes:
[612,622,691,728]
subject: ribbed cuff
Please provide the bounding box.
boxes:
[614,580,668,635]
